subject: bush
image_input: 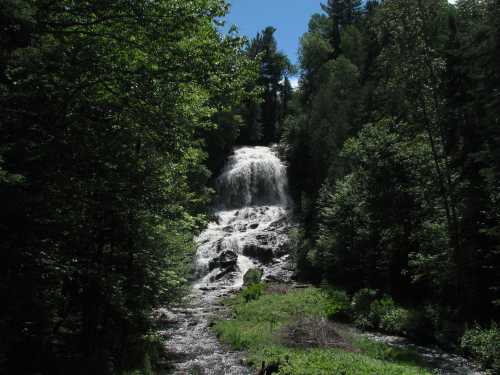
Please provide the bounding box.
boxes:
[242,283,265,303]
[461,323,500,372]
[369,296,397,329]
[121,333,163,375]
[379,307,414,335]
[352,289,378,316]
[323,288,351,321]
[243,268,263,286]
[352,292,427,339]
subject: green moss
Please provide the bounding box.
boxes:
[214,286,433,375]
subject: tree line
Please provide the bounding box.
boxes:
[282,0,500,355]
[0,1,260,374]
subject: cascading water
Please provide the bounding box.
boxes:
[160,146,293,374]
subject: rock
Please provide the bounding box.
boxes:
[249,223,259,229]
[208,250,238,271]
[255,233,272,245]
[223,225,234,233]
[199,286,217,291]
[153,308,178,324]
[242,243,274,263]
[274,240,289,257]
[210,267,236,281]
[265,216,288,231]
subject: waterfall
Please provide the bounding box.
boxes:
[216,146,289,209]
[163,146,293,374]
[195,145,292,290]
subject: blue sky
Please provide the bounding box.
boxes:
[224,0,323,67]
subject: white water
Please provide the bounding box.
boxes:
[161,146,293,374]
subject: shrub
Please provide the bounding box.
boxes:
[242,283,265,303]
[352,288,378,316]
[369,296,397,329]
[121,333,162,375]
[243,268,263,286]
[379,307,412,335]
[352,292,427,339]
[323,288,351,321]
[461,323,500,372]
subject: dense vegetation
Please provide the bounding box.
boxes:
[281,0,500,368]
[215,285,434,375]
[0,1,258,374]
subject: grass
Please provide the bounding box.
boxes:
[213,285,434,375]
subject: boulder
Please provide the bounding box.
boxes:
[152,308,178,324]
[210,267,235,281]
[242,243,274,263]
[208,250,238,271]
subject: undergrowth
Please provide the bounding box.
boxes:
[214,285,433,375]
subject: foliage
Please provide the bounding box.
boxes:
[352,289,378,317]
[351,293,429,340]
[0,0,257,373]
[322,288,351,321]
[239,26,294,145]
[215,287,432,375]
[243,268,263,286]
[461,323,500,372]
[242,283,265,303]
[282,0,500,347]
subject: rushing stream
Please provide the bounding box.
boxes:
[159,146,293,374]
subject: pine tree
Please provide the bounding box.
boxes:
[320,0,362,58]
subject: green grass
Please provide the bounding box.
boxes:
[214,286,433,375]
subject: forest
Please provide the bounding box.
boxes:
[1,0,499,374]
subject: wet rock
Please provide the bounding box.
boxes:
[211,268,237,281]
[199,286,217,292]
[209,250,238,271]
[249,223,259,229]
[274,241,289,257]
[153,308,178,324]
[235,223,247,232]
[266,216,288,231]
[223,226,234,233]
[242,243,274,263]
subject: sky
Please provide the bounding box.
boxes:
[224,0,323,66]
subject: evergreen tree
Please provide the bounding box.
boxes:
[321,0,362,58]
[242,27,293,144]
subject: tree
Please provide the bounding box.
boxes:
[321,0,362,58]
[0,1,257,373]
[283,0,500,344]
[242,27,294,144]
